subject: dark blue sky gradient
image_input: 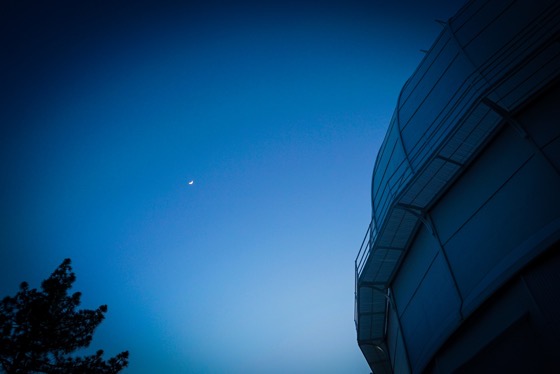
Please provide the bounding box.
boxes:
[1,1,463,372]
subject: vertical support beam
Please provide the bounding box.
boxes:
[396,86,416,175]
[388,287,412,373]
[396,204,464,319]
[425,213,465,320]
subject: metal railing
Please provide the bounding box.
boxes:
[355,219,374,278]
[354,218,375,326]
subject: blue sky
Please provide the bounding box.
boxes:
[1,1,462,372]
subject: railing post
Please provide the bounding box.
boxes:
[355,219,374,329]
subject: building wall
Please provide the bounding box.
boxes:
[387,82,560,372]
[356,0,560,371]
[426,245,560,373]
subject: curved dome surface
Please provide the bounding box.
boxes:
[356,0,560,372]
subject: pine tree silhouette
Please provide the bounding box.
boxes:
[0,259,129,373]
